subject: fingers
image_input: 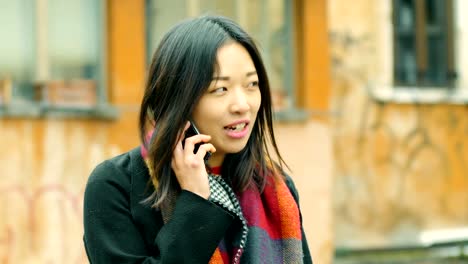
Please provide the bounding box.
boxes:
[170,122,212,199]
[172,121,213,168]
[195,143,216,160]
[183,134,211,156]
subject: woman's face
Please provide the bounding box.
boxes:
[192,42,261,167]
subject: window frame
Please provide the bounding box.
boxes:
[370,0,468,105]
[392,0,455,88]
[0,0,117,120]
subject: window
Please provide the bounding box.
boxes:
[0,0,113,118]
[145,0,300,115]
[0,1,35,103]
[393,0,455,88]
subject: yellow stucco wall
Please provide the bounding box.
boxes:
[0,1,145,263]
[329,0,468,248]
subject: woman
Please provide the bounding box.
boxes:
[83,15,313,264]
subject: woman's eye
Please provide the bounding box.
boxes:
[248,81,259,88]
[211,87,227,94]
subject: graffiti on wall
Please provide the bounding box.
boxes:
[0,184,87,264]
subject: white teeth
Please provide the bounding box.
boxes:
[228,123,246,131]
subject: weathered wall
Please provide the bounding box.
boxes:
[0,120,133,263]
[329,0,468,248]
[275,121,334,264]
[0,1,145,263]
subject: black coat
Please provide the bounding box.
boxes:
[83,147,313,263]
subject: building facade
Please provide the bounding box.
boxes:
[329,0,468,261]
[0,1,333,263]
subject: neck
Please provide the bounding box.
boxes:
[207,152,225,167]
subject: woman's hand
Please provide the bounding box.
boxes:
[171,122,216,199]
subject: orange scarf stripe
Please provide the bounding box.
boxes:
[209,248,224,264]
[275,178,302,239]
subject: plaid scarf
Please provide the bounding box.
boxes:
[141,139,303,263]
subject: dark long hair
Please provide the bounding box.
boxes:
[139,15,287,208]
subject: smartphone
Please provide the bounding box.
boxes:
[182,121,212,161]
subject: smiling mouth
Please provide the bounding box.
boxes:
[224,122,247,132]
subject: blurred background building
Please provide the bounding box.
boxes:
[0,0,466,263]
[329,0,468,263]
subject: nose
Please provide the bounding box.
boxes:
[229,89,250,114]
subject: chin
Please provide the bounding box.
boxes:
[223,143,248,155]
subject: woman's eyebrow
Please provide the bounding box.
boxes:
[212,76,230,81]
[246,71,257,77]
[212,71,257,80]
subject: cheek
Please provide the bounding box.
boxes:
[252,93,262,114]
[192,98,211,119]
[192,99,223,133]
